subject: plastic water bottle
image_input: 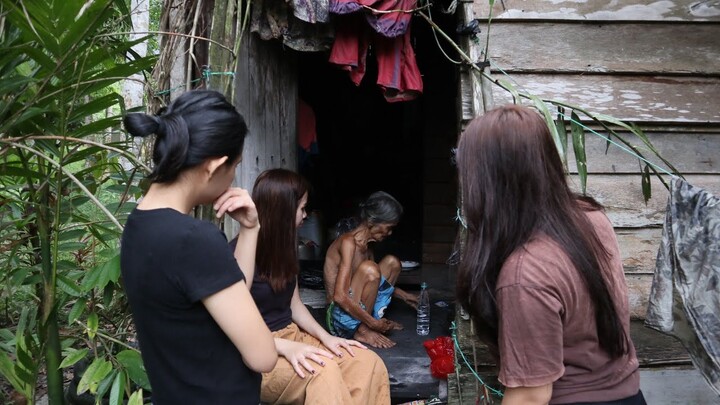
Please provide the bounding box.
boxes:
[416,282,430,336]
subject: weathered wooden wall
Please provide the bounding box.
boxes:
[226,32,298,237]
[463,0,720,319]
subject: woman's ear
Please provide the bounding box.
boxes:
[205,156,229,178]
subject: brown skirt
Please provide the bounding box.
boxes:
[260,322,391,405]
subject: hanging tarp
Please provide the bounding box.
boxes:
[645,176,720,397]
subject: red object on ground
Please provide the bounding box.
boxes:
[423,336,455,379]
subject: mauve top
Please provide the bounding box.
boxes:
[495,209,640,404]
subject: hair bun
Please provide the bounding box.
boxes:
[123,112,160,138]
[153,116,166,137]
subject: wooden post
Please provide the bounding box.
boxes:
[225,31,299,237]
[451,2,498,403]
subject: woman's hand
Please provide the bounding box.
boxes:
[276,339,335,379]
[213,188,259,229]
[320,334,367,358]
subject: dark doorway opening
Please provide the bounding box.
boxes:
[297,10,458,265]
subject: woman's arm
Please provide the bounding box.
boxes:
[203,281,277,372]
[502,384,552,405]
[232,226,260,286]
[213,188,260,285]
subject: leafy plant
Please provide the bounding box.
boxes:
[0,0,155,403]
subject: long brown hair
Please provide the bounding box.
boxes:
[455,104,628,358]
[252,169,310,292]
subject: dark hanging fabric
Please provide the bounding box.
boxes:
[251,0,335,52]
[645,176,720,397]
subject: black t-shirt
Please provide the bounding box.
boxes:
[121,208,261,404]
[250,278,295,332]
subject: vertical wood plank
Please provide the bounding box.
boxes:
[226,33,298,237]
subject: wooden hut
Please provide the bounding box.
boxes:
[450,1,720,403]
[195,0,720,400]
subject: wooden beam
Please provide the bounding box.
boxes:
[490,74,720,124]
[569,174,720,227]
[474,0,720,21]
[566,133,720,175]
[486,23,720,75]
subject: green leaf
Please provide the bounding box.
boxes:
[103,284,115,307]
[96,369,119,402]
[81,263,103,292]
[84,253,121,292]
[0,351,28,396]
[58,0,115,57]
[57,274,83,298]
[570,112,588,195]
[70,196,92,208]
[68,299,87,325]
[555,110,568,170]
[109,370,127,405]
[0,107,48,134]
[498,79,521,105]
[117,350,151,391]
[57,229,87,241]
[73,116,124,138]
[59,348,89,369]
[58,241,87,252]
[529,95,563,161]
[87,312,99,340]
[127,389,144,405]
[641,164,652,203]
[15,344,35,372]
[105,253,122,284]
[13,363,34,388]
[0,164,43,179]
[76,358,112,395]
[11,267,34,286]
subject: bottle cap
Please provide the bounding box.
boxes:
[421,282,427,289]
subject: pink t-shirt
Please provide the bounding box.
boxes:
[496,209,640,403]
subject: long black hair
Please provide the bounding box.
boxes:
[252,169,310,292]
[455,104,628,358]
[123,90,248,183]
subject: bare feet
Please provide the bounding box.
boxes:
[354,324,396,348]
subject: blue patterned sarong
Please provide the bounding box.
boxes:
[326,276,395,338]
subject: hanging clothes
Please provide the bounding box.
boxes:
[330,0,414,37]
[645,176,720,397]
[298,99,319,153]
[251,0,335,52]
[328,0,423,102]
[292,0,330,24]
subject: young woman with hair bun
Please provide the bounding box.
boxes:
[120,89,277,404]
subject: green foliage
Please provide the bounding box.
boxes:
[0,0,155,403]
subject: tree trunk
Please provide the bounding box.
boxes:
[121,0,150,171]
[38,183,64,405]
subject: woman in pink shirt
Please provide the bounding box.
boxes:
[455,105,645,404]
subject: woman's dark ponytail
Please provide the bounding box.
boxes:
[122,90,248,184]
